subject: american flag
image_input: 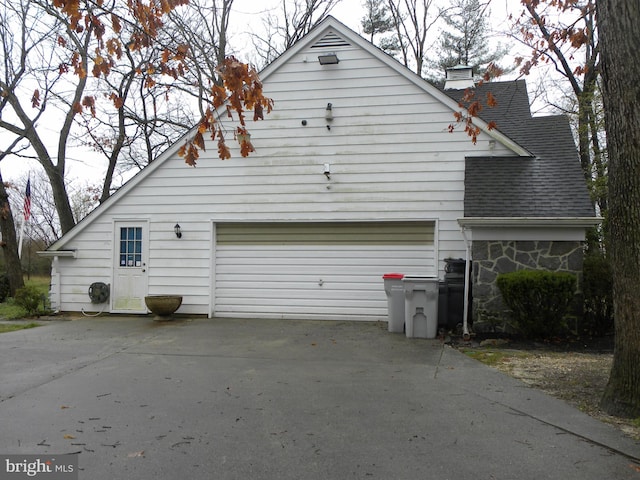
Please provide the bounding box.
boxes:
[23,178,31,222]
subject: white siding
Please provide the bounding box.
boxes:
[215,245,435,321]
[213,221,435,320]
[49,24,517,317]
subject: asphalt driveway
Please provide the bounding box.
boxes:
[0,317,638,479]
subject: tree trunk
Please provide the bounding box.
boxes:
[0,172,25,296]
[598,0,640,417]
[43,164,76,235]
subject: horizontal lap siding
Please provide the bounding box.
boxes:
[51,36,515,316]
[214,222,435,320]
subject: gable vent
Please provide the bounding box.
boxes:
[311,31,350,48]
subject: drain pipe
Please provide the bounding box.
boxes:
[459,226,472,340]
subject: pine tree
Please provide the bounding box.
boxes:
[429,0,509,82]
[361,0,400,55]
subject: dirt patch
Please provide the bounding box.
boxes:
[454,336,640,441]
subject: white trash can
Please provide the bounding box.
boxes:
[383,273,405,333]
[403,276,439,339]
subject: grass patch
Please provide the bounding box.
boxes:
[0,322,41,334]
[0,275,51,320]
[462,349,532,367]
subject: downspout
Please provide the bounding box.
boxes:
[459,226,472,340]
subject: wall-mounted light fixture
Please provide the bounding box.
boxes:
[318,53,339,65]
[174,224,182,239]
[324,163,331,180]
[325,103,333,121]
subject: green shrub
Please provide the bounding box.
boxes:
[14,285,43,316]
[496,270,577,339]
[582,254,614,336]
[0,275,10,303]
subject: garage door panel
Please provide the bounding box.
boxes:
[215,280,387,290]
[214,304,386,319]
[214,222,436,321]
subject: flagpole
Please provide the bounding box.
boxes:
[18,217,25,259]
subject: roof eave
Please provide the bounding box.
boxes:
[458,217,602,228]
[37,249,77,258]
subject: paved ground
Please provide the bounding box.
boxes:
[0,316,638,480]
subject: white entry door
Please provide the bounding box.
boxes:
[112,221,148,313]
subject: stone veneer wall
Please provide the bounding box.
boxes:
[471,240,584,327]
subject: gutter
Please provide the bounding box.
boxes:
[37,250,77,258]
[459,226,472,340]
[458,217,602,228]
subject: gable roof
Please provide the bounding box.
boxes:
[443,80,596,218]
[259,17,531,156]
[46,17,593,253]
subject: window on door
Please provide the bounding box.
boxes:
[119,227,143,267]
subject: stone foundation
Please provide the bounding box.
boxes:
[472,240,584,328]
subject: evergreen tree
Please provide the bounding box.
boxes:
[429,0,509,82]
[361,0,400,55]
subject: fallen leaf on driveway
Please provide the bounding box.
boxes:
[63,434,76,439]
[128,451,145,458]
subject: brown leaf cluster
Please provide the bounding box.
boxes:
[448,60,502,143]
[51,1,272,164]
[515,0,595,77]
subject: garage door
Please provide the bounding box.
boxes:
[214,221,436,320]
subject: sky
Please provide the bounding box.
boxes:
[2,0,521,187]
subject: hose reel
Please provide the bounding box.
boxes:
[88,282,110,304]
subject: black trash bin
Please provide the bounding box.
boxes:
[438,258,470,332]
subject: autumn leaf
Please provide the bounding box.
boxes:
[467,101,482,117]
[109,93,124,109]
[31,90,40,108]
[82,95,96,117]
[111,13,121,33]
[254,104,264,122]
[486,92,498,108]
[183,144,199,167]
[193,131,205,151]
[217,129,230,160]
[239,135,255,157]
[174,44,189,61]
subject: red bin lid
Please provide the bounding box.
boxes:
[382,273,404,279]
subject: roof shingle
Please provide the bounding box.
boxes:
[443,80,595,218]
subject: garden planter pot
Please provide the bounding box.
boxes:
[144,295,182,320]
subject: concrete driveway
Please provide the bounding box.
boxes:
[0,317,638,479]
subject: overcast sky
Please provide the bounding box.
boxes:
[2,0,521,186]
